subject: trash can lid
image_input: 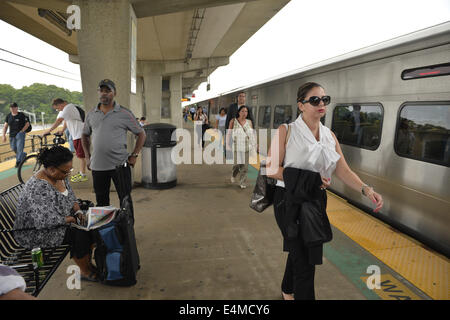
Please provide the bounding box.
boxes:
[143,123,177,146]
[143,123,176,131]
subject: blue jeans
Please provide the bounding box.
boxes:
[10,132,27,164]
[65,128,75,152]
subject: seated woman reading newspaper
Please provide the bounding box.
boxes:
[14,146,98,282]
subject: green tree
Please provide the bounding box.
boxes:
[0,84,17,120]
[0,83,84,124]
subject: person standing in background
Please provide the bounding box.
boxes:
[42,99,88,183]
[2,103,30,167]
[227,105,257,189]
[139,117,147,127]
[194,106,209,149]
[215,107,227,152]
[224,92,254,157]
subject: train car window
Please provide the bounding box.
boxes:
[395,103,450,167]
[273,105,293,129]
[401,62,450,80]
[332,104,383,150]
[258,106,271,128]
[247,106,255,122]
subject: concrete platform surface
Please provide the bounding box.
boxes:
[34,160,366,300]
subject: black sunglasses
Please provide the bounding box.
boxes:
[299,95,331,106]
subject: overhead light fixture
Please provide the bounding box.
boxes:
[38,8,72,36]
[184,8,206,64]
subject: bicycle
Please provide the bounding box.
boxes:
[17,133,66,184]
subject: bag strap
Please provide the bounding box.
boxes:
[285,123,291,146]
[279,123,291,167]
[235,119,252,140]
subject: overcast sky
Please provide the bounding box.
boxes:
[0,0,449,102]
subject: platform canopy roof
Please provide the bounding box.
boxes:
[0,0,290,95]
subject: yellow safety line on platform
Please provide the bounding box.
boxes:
[0,159,16,172]
[360,274,422,300]
[326,193,449,300]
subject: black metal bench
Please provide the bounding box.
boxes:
[0,184,70,297]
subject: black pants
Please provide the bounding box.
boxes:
[274,186,316,300]
[63,227,95,259]
[281,245,316,300]
[92,167,131,207]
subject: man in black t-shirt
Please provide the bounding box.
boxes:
[2,103,30,167]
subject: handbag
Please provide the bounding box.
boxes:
[249,124,291,213]
[249,160,277,212]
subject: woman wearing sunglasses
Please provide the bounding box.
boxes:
[14,146,98,282]
[267,82,383,300]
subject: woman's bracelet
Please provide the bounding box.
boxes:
[361,184,373,196]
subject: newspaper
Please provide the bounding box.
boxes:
[71,206,117,231]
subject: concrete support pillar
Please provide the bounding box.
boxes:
[130,76,144,118]
[75,0,142,183]
[143,73,162,123]
[170,74,182,128]
[75,0,135,110]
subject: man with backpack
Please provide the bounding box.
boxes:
[2,103,31,167]
[43,98,88,182]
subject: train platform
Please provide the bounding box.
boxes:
[0,126,448,301]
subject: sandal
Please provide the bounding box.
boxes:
[81,272,99,282]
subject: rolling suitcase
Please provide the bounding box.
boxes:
[94,163,140,286]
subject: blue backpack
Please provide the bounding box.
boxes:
[93,165,139,286]
[94,198,139,286]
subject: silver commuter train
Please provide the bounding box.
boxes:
[189,22,450,257]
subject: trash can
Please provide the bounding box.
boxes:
[141,123,177,189]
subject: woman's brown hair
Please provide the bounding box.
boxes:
[296,82,323,103]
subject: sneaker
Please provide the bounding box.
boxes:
[70,173,88,183]
[240,184,247,189]
[70,173,81,182]
[230,176,236,183]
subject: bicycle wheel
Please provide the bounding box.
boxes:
[18,154,40,184]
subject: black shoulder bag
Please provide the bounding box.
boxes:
[249,124,290,213]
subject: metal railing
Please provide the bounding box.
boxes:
[0,135,49,162]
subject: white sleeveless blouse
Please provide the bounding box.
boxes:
[276,115,341,187]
